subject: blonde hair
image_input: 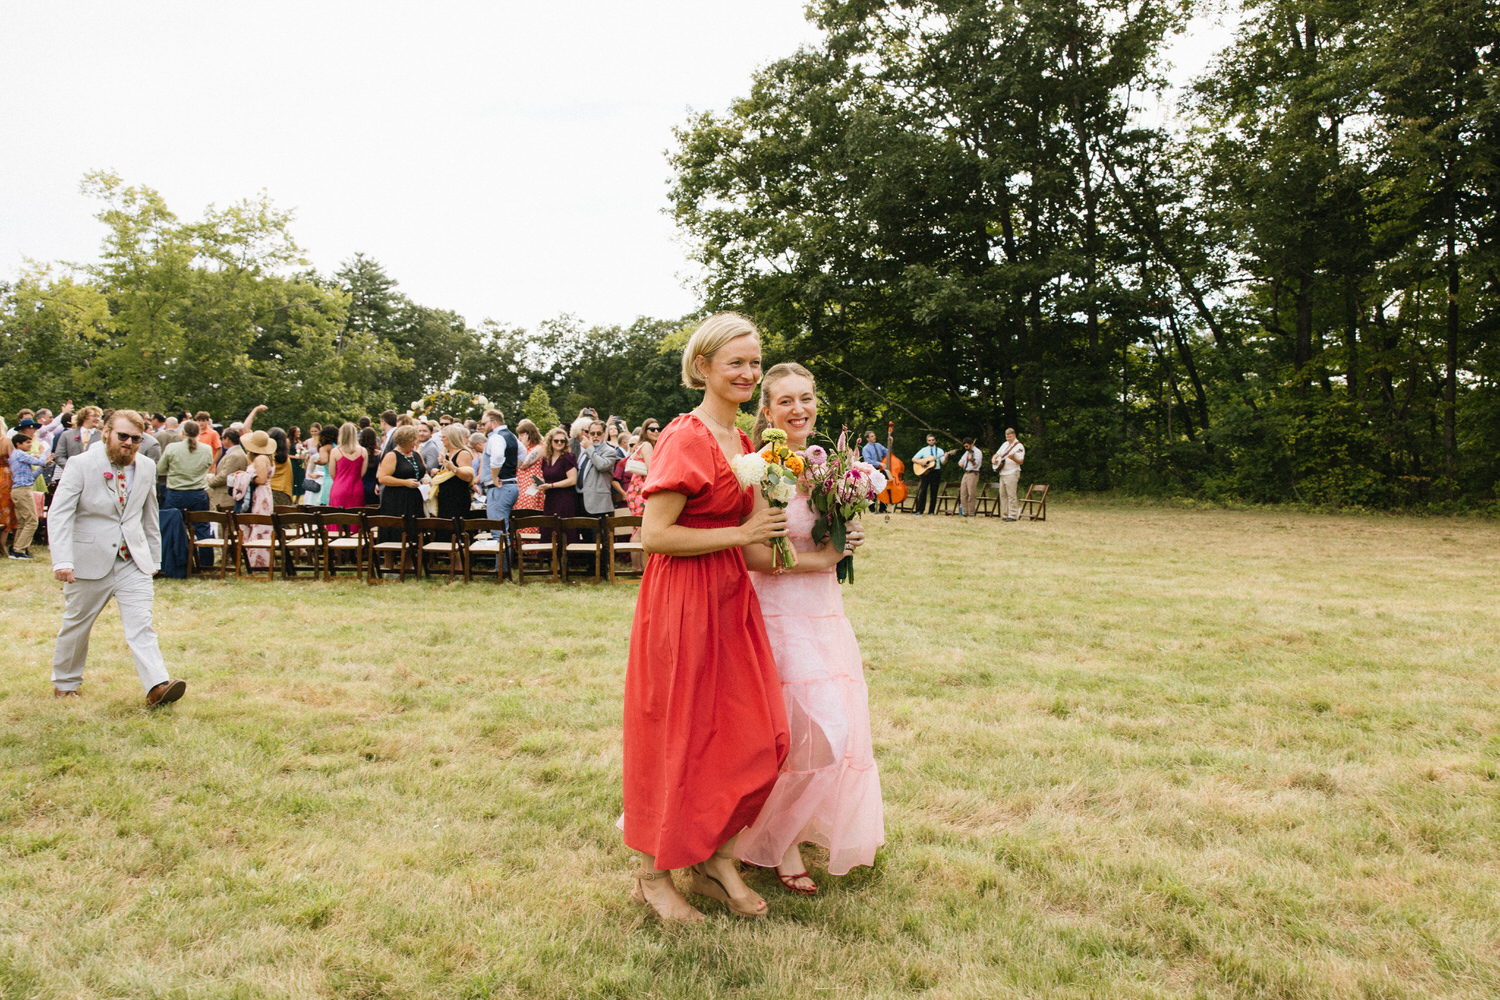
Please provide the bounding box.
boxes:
[338,422,359,452]
[752,361,816,448]
[442,424,468,452]
[111,409,146,434]
[680,312,760,390]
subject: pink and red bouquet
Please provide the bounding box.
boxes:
[801,429,886,584]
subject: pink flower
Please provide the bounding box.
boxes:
[805,445,828,465]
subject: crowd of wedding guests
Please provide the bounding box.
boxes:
[0,401,666,563]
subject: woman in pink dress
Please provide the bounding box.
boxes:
[239,430,277,568]
[622,419,658,571]
[327,422,368,510]
[736,362,884,894]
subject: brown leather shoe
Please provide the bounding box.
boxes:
[54,688,80,699]
[146,679,187,707]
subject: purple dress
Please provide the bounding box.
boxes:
[540,452,577,543]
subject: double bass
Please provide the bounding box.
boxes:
[877,420,907,507]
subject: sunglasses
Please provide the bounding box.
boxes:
[113,431,143,444]
[645,426,659,432]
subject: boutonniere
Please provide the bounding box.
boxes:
[104,471,115,481]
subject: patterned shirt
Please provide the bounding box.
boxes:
[8,448,45,488]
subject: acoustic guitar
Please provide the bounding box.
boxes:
[913,453,943,476]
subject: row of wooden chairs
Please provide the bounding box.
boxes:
[892,481,1049,519]
[179,508,645,584]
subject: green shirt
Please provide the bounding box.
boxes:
[157,439,214,491]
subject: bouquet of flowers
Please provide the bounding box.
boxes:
[730,428,803,572]
[802,429,886,584]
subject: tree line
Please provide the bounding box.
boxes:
[671,0,1499,507]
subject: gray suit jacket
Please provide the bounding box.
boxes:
[579,441,622,515]
[49,447,162,578]
[52,427,101,476]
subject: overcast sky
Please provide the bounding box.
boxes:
[1,1,1235,333]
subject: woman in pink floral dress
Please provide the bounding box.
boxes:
[736,362,884,895]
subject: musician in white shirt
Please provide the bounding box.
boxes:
[991,428,1025,521]
[956,438,984,516]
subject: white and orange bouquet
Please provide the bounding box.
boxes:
[801,428,886,584]
[730,428,803,572]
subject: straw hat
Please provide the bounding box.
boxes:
[242,430,276,456]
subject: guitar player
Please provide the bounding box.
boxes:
[911,433,957,515]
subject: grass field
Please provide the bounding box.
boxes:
[1,499,1498,999]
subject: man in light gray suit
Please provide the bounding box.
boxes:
[49,409,187,706]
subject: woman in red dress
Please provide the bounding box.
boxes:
[623,313,790,923]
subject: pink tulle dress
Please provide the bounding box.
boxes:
[737,492,884,876]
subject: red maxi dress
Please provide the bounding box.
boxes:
[622,415,790,870]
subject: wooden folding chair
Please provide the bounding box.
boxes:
[184,509,238,579]
[461,517,509,583]
[366,515,419,582]
[606,513,644,583]
[233,512,278,581]
[416,517,465,581]
[974,483,1000,517]
[275,510,323,579]
[1016,484,1050,522]
[560,516,605,584]
[510,514,559,584]
[320,510,369,579]
[934,482,962,515]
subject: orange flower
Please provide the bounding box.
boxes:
[784,455,805,475]
[760,446,774,461]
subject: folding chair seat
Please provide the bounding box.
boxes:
[320,510,369,579]
[462,521,510,581]
[275,511,323,579]
[232,512,278,581]
[416,516,466,581]
[975,483,1000,517]
[606,513,644,583]
[184,509,238,579]
[366,515,419,582]
[509,514,559,584]
[1016,484,1050,522]
[560,516,605,583]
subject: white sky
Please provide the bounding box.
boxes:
[1,1,1238,333]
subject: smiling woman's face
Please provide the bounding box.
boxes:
[698,334,763,405]
[763,374,817,447]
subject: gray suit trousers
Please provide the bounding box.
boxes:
[51,558,169,693]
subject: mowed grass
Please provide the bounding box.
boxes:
[1,500,1498,999]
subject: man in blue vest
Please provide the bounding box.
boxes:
[480,407,521,537]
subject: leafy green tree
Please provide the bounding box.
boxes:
[671,0,1189,488]
[0,268,112,416]
[522,384,562,433]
